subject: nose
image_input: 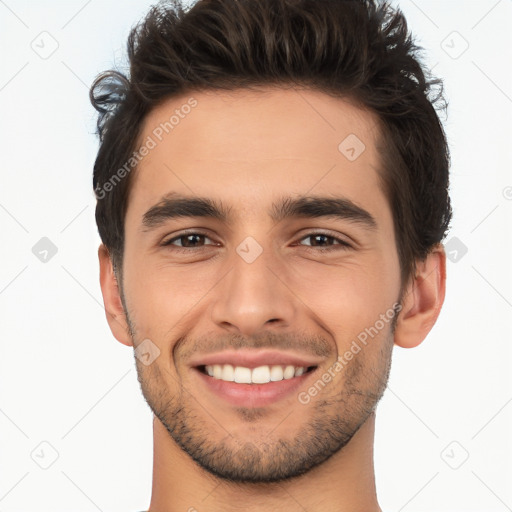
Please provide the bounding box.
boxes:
[210,243,297,337]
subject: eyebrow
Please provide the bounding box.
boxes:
[141,192,377,231]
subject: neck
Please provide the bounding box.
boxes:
[147,412,382,512]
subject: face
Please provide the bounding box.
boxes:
[119,87,402,483]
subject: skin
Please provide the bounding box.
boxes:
[98,87,446,512]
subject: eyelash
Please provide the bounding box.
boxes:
[160,231,352,253]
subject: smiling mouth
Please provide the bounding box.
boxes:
[196,364,317,384]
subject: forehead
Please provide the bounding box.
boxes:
[127,86,387,224]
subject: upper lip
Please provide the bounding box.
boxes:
[189,349,323,369]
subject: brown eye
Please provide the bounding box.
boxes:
[298,233,352,251]
[162,232,214,249]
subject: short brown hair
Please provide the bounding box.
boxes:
[90,0,452,286]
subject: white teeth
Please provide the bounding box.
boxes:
[203,364,310,384]
[213,364,222,379]
[251,365,270,383]
[221,364,234,381]
[270,365,284,381]
[234,366,251,383]
[283,365,295,379]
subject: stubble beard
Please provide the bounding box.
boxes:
[129,321,394,484]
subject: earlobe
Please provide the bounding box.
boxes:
[98,244,133,347]
[394,243,446,349]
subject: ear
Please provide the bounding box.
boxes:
[98,244,133,347]
[394,243,446,349]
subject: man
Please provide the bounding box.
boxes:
[91,0,451,510]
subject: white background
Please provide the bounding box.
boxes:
[0,1,511,511]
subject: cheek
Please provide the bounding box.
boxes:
[285,252,399,336]
[122,254,219,337]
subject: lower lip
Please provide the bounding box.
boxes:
[193,367,317,408]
